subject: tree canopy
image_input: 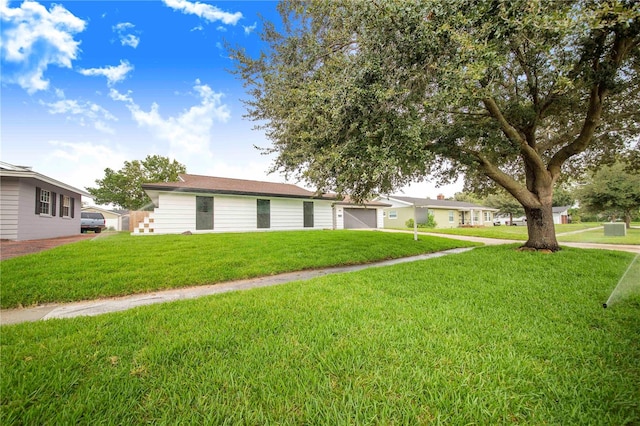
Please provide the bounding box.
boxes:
[233,0,639,250]
[87,155,186,210]
[577,161,640,227]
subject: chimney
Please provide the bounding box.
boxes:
[437,194,445,200]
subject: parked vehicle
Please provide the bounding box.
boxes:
[510,216,527,226]
[493,215,510,226]
[81,212,106,233]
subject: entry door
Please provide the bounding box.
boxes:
[196,196,214,230]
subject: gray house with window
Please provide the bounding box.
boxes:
[0,162,91,241]
[134,174,387,234]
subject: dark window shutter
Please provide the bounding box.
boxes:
[52,192,57,216]
[71,198,75,218]
[35,187,41,214]
[60,194,64,216]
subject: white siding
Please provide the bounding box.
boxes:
[137,193,336,234]
[0,178,19,240]
[215,196,256,231]
[314,201,334,229]
[149,193,196,234]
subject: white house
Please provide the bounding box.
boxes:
[552,206,571,224]
[376,195,498,229]
[0,162,91,241]
[133,174,388,234]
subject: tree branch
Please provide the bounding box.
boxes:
[482,97,550,183]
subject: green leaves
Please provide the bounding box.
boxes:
[87,155,186,210]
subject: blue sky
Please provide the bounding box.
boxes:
[1,0,461,203]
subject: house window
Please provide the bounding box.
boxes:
[473,211,479,223]
[196,196,214,230]
[303,201,314,228]
[62,195,71,218]
[257,199,270,229]
[484,211,491,222]
[448,211,455,222]
[388,210,397,219]
[39,189,51,215]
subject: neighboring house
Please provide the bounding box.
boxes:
[0,162,91,241]
[553,206,571,225]
[81,206,129,231]
[376,195,498,229]
[133,174,388,234]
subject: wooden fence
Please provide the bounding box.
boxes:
[129,210,151,232]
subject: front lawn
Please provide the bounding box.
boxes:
[1,246,638,424]
[558,227,640,245]
[0,231,477,309]
[415,223,640,244]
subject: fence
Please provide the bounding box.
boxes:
[129,210,151,232]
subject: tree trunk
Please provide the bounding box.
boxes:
[523,203,560,251]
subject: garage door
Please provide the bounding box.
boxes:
[343,208,377,229]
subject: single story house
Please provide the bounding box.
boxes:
[552,206,571,225]
[376,195,498,229]
[133,174,388,234]
[0,162,91,241]
[81,206,129,231]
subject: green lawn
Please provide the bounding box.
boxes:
[0,231,477,309]
[413,223,640,244]
[1,246,638,424]
[558,227,640,245]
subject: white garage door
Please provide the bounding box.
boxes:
[343,208,377,229]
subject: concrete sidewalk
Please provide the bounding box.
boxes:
[1,247,474,326]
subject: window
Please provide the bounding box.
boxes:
[303,201,314,228]
[473,211,479,223]
[448,211,455,223]
[62,195,71,217]
[388,210,397,219]
[39,189,51,215]
[196,196,214,230]
[257,199,270,229]
[484,211,491,222]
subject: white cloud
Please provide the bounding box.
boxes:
[110,81,231,159]
[162,0,242,25]
[79,60,134,86]
[243,22,257,35]
[47,140,131,191]
[40,98,118,133]
[191,25,204,32]
[112,22,140,48]
[0,0,86,93]
[108,88,133,103]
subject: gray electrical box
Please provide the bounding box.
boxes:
[604,223,626,236]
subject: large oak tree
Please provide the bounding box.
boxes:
[233,0,640,250]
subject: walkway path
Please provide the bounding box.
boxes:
[1,247,473,326]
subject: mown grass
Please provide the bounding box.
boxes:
[558,227,640,245]
[0,231,477,309]
[1,246,638,424]
[416,223,640,244]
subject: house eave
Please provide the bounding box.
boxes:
[142,185,337,201]
[0,169,93,198]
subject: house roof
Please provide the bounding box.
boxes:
[333,195,391,208]
[143,174,337,200]
[0,161,92,197]
[552,206,572,213]
[381,195,498,211]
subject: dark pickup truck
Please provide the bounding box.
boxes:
[81,212,106,233]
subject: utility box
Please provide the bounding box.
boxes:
[604,223,626,237]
